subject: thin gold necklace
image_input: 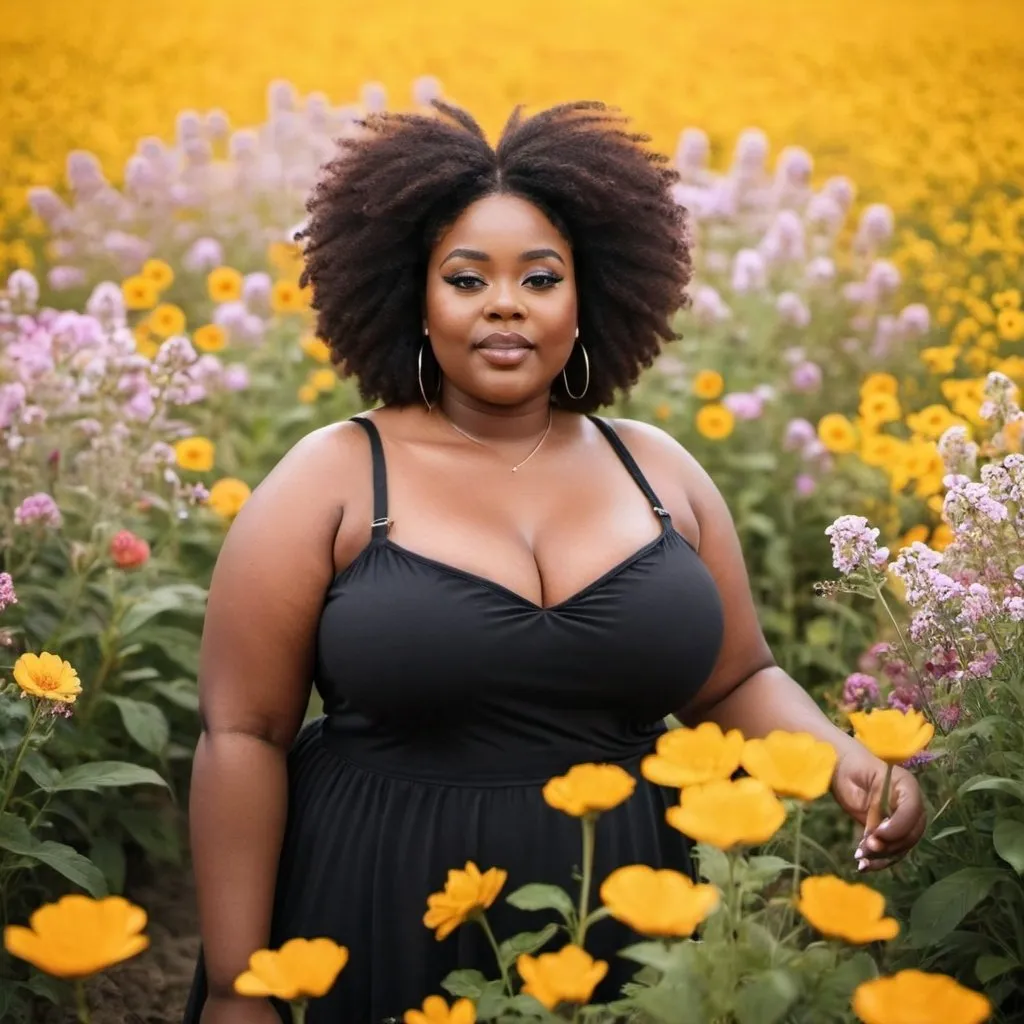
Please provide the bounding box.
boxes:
[437,407,554,473]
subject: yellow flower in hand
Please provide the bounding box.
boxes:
[666,777,786,850]
[404,995,476,1024]
[600,865,719,937]
[852,969,991,1024]
[423,862,507,940]
[542,763,636,817]
[233,937,348,1000]
[848,708,934,765]
[740,731,838,800]
[517,944,607,1009]
[4,895,148,977]
[797,875,899,943]
[641,722,745,788]
[13,652,82,703]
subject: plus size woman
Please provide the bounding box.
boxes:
[185,101,925,1024]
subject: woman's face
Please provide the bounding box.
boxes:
[423,193,578,410]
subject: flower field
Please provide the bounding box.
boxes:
[1,0,1023,1021]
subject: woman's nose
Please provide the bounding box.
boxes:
[483,280,527,321]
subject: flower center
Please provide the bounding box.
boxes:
[37,672,60,691]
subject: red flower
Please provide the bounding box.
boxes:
[109,530,150,570]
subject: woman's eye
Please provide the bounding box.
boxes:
[443,274,484,290]
[525,273,563,289]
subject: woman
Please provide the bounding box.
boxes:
[186,101,925,1023]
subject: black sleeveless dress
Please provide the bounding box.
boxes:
[184,415,724,1022]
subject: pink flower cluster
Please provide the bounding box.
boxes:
[824,515,890,576]
[0,571,16,613]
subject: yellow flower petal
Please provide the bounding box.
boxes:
[666,777,786,850]
[600,865,719,937]
[798,875,899,943]
[423,862,507,940]
[517,944,607,1010]
[852,969,991,1024]
[641,723,745,788]
[849,708,934,765]
[233,938,348,1001]
[542,763,636,817]
[12,652,82,703]
[740,731,838,800]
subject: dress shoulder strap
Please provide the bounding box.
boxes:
[587,415,672,529]
[349,416,390,540]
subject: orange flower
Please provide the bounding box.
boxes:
[297,384,319,404]
[692,369,724,400]
[174,436,215,472]
[852,969,991,1024]
[818,413,858,454]
[12,652,82,703]
[207,266,243,303]
[234,938,348,1000]
[310,368,337,392]
[695,403,734,440]
[599,865,719,937]
[404,995,476,1024]
[797,875,899,943]
[149,303,186,338]
[300,334,332,364]
[141,258,174,291]
[739,731,838,800]
[4,895,148,978]
[207,478,251,519]
[271,279,309,314]
[641,723,745,788]
[517,944,607,1010]
[423,862,507,940]
[542,763,636,817]
[666,777,786,850]
[121,275,158,311]
[193,323,228,352]
[848,708,934,765]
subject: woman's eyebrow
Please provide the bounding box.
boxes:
[440,247,565,266]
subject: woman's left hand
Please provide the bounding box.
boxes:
[830,746,927,872]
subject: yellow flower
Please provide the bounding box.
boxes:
[310,368,337,392]
[233,938,348,1000]
[641,722,745,788]
[852,970,991,1024]
[899,524,930,549]
[207,266,243,303]
[993,289,1021,310]
[193,323,228,352]
[848,708,934,765]
[542,763,636,817]
[267,241,304,276]
[517,944,608,1010]
[3,895,148,978]
[121,275,158,311]
[149,303,186,338]
[423,862,507,941]
[860,373,899,397]
[859,393,901,425]
[271,279,309,314]
[797,875,899,943]
[906,404,959,440]
[141,258,174,291]
[653,401,671,422]
[300,334,332,364]
[818,413,858,454]
[666,777,786,850]
[919,346,959,375]
[12,652,82,703]
[174,436,215,472]
[692,369,724,400]
[860,434,902,469]
[297,384,319,404]
[208,478,252,519]
[740,731,838,801]
[695,403,734,441]
[599,865,719,937]
[997,307,1024,342]
[930,523,955,551]
[404,995,476,1024]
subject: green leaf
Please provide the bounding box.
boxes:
[734,968,801,1024]
[0,813,107,897]
[441,969,490,998]
[695,843,731,887]
[631,984,706,1024]
[141,625,202,675]
[54,760,168,793]
[120,808,181,865]
[960,775,1024,804]
[118,583,206,636]
[27,972,68,1006]
[497,923,559,968]
[744,855,792,887]
[993,818,1024,874]
[928,826,967,843]
[89,835,127,894]
[619,940,701,978]
[150,678,200,711]
[108,696,170,754]
[22,752,61,792]
[474,984,515,1018]
[975,954,1018,984]
[908,868,1006,947]
[505,883,576,922]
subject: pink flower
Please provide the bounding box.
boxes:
[794,473,817,497]
[783,418,816,452]
[731,249,767,293]
[825,515,883,576]
[790,361,822,393]
[843,673,880,709]
[14,493,62,529]
[777,292,811,328]
[109,530,151,570]
[0,572,16,613]
[723,392,764,421]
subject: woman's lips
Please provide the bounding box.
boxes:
[474,332,534,368]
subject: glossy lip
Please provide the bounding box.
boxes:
[474,331,534,350]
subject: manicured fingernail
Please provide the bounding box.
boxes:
[858,858,869,872]
[854,846,864,859]
[877,817,892,832]
[867,836,883,852]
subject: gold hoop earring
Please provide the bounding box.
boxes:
[418,340,441,410]
[562,342,590,401]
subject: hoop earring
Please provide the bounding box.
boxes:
[418,340,441,410]
[562,342,590,401]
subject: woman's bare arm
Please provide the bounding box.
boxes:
[190,425,353,1005]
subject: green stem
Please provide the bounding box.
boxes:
[575,815,597,947]
[0,700,43,818]
[791,802,805,899]
[75,980,90,1024]
[871,577,937,723]
[880,763,894,820]
[477,911,513,997]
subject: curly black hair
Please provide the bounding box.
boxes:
[297,100,691,413]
